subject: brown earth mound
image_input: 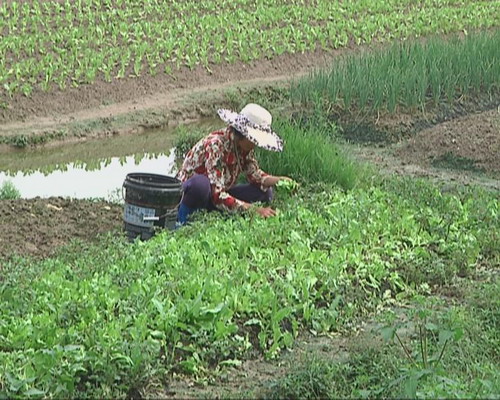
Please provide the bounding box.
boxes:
[396,108,500,173]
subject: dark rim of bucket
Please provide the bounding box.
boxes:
[124,173,181,189]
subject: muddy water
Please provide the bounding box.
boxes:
[0,120,219,200]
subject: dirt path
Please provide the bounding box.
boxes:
[0,49,342,142]
[0,75,290,139]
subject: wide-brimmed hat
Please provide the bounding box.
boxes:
[217,104,283,152]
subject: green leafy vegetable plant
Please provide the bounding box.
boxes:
[276,179,300,194]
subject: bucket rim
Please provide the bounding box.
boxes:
[124,172,181,189]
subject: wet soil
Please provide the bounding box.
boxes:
[397,108,500,174]
[350,108,500,192]
[0,197,123,260]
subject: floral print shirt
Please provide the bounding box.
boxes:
[177,128,269,212]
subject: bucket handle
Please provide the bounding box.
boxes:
[145,194,183,222]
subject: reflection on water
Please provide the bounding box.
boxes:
[0,150,177,200]
[0,118,220,200]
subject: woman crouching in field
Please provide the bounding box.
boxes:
[176,103,292,225]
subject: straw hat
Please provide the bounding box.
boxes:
[217,104,283,152]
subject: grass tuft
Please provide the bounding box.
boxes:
[257,118,365,190]
[0,180,21,199]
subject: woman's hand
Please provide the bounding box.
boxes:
[242,202,276,218]
[256,206,277,218]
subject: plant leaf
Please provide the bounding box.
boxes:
[24,388,45,397]
[380,325,396,341]
[453,328,464,341]
[439,329,453,345]
[404,375,418,399]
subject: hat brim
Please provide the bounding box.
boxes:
[218,109,283,152]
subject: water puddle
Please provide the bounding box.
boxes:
[0,119,219,200]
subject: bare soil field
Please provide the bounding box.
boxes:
[0,197,123,260]
[397,108,500,174]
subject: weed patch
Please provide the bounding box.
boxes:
[263,356,336,400]
[257,118,364,190]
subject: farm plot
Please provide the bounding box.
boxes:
[0,1,499,399]
[1,0,498,99]
[1,117,499,399]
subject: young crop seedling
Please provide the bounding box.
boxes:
[276,179,300,194]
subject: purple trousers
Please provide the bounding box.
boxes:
[181,174,273,211]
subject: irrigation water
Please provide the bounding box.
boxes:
[0,123,205,200]
[0,150,177,199]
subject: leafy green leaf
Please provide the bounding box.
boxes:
[219,359,242,367]
[439,330,454,345]
[23,388,45,397]
[380,326,396,341]
[201,302,225,315]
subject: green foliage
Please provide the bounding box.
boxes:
[1,1,499,98]
[10,135,29,148]
[380,303,465,398]
[172,125,207,160]
[1,177,498,398]
[377,177,499,285]
[376,291,500,399]
[257,118,363,190]
[261,287,499,400]
[0,131,68,149]
[292,30,500,114]
[0,180,21,199]
[276,179,300,194]
[321,347,403,399]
